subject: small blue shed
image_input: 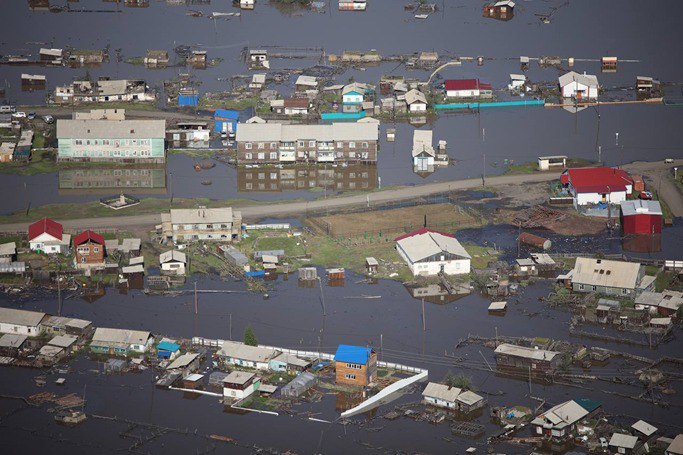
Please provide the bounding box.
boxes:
[214,109,239,136]
[178,94,198,107]
[157,341,180,359]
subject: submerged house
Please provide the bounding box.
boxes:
[444,79,493,99]
[531,400,589,441]
[395,228,471,277]
[0,308,46,337]
[494,343,560,374]
[223,371,260,401]
[334,344,377,387]
[483,0,515,20]
[90,328,153,356]
[217,341,277,370]
[422,382,486,413]
[559,71,599,100]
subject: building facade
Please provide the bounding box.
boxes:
[57,118,166,163]
[235,122,379,164]
[334,344,377,387]
[73,230,105,268]
[161,207,242,243]
[395,228,471,276]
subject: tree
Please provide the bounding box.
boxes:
[444,371,473,391]
[244,326,258,346]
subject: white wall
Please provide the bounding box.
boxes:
[574,190,627,206]
[223,382,258,400]
[409,103,427,112]
[561,81,598,99]
[0,322,42,336]
[446,89,479,98]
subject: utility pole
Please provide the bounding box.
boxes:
[57,272,61,317]
[318,277,326,316]
[229,313,232,340]
[380,333,383,362]
[422,298,426,331]
[598,145,601,163]
[193,281,198,315]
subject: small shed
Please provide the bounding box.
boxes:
[157,341,181,360]
[220,246,249,267]
[160,250,187,276]
[182,373,204,389]
[365,257,378,274]
[281,371,316,398]
[327,268,345,280]
[298,267,317,281]
[537,155,567,171]
[488,301,507,313]
[261,254,279,265]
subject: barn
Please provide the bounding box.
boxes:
[620,200,662,235]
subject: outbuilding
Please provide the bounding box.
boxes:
[620,200,662,235]
[395,228,471,277]
[160,250,187,276]
[223,371,260,401]
[213,109,239,137]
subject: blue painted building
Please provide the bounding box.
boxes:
[214,109,239,136]
[157,341,180,360]
[178,94,198,107]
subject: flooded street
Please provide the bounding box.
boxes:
[0,1,681,213]
[1,272,682,453]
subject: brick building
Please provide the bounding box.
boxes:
[334,344,377,387]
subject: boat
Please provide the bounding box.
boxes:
[54,410,87,425]
[187,10,203,17]
[201,180,212,186]
[415,14,429,19]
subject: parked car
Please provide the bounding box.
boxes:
[639,191,653,200]
[11,111,26,118]
[664,158,674,163]
[0,105,15,113]
[599,437,608,448]
[42,115,54,124]
[27,112,36,120]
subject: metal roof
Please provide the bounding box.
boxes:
[157,341,180,352]
[223,370,256,385]
[620,200,662,217]
[169,207,234,225]
[558,71,599,88]
[92,327,151,346]
[219,340,277,363]
[271,352,311,368]
[632,420,657,436]
[236,122,379,143]
[0,334,27,348]
[57,119,165,139]
[457,390,484,406]
[396,229,471,263]
[334,344,373,364]
[160,250,186,264]
[38,345,63,357]
[405,89,427,105]
[167,353,199,370]
[0,242,16,256]
[184,373,204,382]
[609,433,639,449]
[422,382,461,402]
[412,129,434,157]
[365,257,378,266]
[0,307,46,328]
[295,75,318,86]
[571,257,641,290]
[488,301,507,311]
[494,343,559,362]
[531,400,589,429]
[48,335,77,348]
[668,435,683,454]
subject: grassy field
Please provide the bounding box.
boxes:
[504,158,595,175]
[253,235,307,257]
[461,243,501,269]
[199,95,259,111]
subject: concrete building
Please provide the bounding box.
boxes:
[395,228,471,277]
[561,167,633,206]
[56,116,166,163]
[568,257,652,297]
[559,71,599,100]
[334,344,377,387]
[0,308,46,337]
[53,79,155,105]
[217,341,277,370]
[161,207,242,243]
[235,122,379,164]
[28,218,71,254]
[90,328,153,356]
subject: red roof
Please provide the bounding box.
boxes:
[564,167,633,194]
[73,230,105,246]
[28,217,63,241]
[394,227,455,242]
[444,79,491,91]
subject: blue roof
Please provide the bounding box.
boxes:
[334,344,372,364]
[344,90,363,97]
[214,109,239,119]
[157,341,180,352]
[575,398,602,413]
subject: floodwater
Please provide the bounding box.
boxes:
[0,0,682,213]
[1,272,682,453]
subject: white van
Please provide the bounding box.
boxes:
[0,105,15,113]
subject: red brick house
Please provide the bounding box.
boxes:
[73,230,105,269]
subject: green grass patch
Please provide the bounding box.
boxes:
[461,243,501,269]
[254,236,306,257]
[199,96,259,111]
[655,271,675,292]
[168,149,218,159]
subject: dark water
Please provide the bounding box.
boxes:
[0,0,682,213]
[1,271,682,454]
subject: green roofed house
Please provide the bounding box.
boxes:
[56,113,165,164]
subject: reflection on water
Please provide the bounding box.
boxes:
[237,165,377,193]
[622,234,662,253]
[58,166,167,195]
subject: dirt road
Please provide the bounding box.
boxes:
[0,160,680,233]
[623,160,683,217]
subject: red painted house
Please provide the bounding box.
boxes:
[620,200,662,235]
[73,230,106,269]
[444,79,493,99]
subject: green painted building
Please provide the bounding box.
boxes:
[56,119,166,163]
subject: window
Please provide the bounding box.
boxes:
[349,142,356,148]
[362,142,368,148]
[344,373,356,380]
[337,142,343,148]
[592,285,597,291]
[579,284,584,290]
[270,142,277,149]
[245,143,252,150]
[309,141,315,147]
[349,151,356,158]
[297,141,304,147]
[75,140,82,145]
[269,152,277,160]
[257,152,265,160]
[245,153,252,160]
[346,363,362,369]
[258,142,265,149]
[93,247,99,253]
[622,289,628,295]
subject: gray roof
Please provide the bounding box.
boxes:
[271,352,311,368]
[169,207,234,225]
[0,333,27,348]
[236,122,379,143]
[422,382,461,402]
[456,390,484,406]
[295,75,318,86]
[531,400,589,429]
[609,433,639,449]
[121,238,141,252]
[65,318,92,330]
[167,352,199,370]
[160,250,186,264]
[38,345,63,357]
[488,301,507,311]
[494,343,559,362]
[558,71,599,88]
[412,130,434,157]
[396,231,471,263]
[223,370,256,385]
[0,242,16,256]
[218,340,277,363]
[48,335,78,348]
[57,119,165,139]
[571,257,641,290]
[0,307,46,328]
[531,253,556,265]
[122,265,144,274]
[632,420,657,436]
[668,435,683,454]
[405,89,427,105]
[92,327,151,346]
[620,199,662,217]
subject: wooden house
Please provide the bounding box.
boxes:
[334,344,377,387]
[494,343,560,375]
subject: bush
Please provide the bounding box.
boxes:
[244,326,258,346]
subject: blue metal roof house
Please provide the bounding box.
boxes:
[178,93,198,107]
[157,341,180,360]
[214,109,239,136]
[334,344,377,386]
